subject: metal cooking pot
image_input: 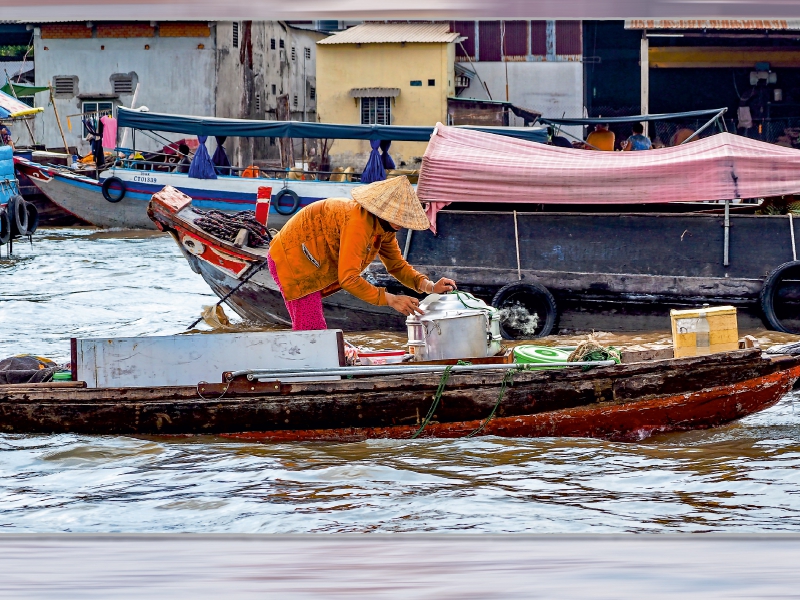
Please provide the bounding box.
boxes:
[406,292,502,361]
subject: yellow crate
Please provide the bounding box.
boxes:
[670,305,738,358]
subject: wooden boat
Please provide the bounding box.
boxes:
[0,349,797,441]
[148,186,399,330]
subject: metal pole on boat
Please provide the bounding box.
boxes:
[403,229,413,260]
[790,213,797,261]
[724,199,731,267]
[232,360,618,381]
[513,210,522,280]
[640,34,649,138]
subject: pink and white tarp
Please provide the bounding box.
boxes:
[417,124,800,232]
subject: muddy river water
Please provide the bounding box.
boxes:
[2,228,800,533]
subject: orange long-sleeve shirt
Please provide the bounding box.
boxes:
[268,198,428,304]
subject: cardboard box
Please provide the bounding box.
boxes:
[670,306,738,358]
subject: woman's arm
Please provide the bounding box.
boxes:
[378,234,457,294]
[377,233,427,292]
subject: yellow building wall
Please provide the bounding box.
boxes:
[316,41,455,170]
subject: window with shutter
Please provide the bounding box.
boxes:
[309,87,316,100]
[291,47,296,61]
[304,47,311,60]
[232,22,239,48]
[293,95,298,107]
[270,38,276,50]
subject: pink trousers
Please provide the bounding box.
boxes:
[267,255,327,331]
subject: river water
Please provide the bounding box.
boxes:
[2,228,800,534]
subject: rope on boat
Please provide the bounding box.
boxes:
[411,363,459,439]
[192,208,271,248]
[465,366,521,438]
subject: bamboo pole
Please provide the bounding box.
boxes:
[48,83,70,154]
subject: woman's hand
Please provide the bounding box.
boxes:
[386,293,425,317]
[432,278,457,294]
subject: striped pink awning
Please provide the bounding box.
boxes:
[417,125,800,231]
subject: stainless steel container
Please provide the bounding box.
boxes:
[406,293,502,361]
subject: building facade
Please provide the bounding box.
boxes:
[27,20,323,160]
[31,21,216,154]
[215,21,326,166]
[449,20,585,124]
[316,22,458,168]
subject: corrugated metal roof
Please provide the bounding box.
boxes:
[625,19,800,30]
[318,22,459,44]
[349,87,400,97]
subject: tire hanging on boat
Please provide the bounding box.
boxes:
[7,194,28,237]
[0,208,10,245]
[272,188,301,216]
[760,260,800,334]
[101,176,127,203]
[23,201,38,236]
[491,282,558,339]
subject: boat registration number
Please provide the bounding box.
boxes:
[133,175,158,184]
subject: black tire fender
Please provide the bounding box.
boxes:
[273,188,301,216]
[7,194,27,237]
[760,260,800,334]
[0,208,10,245]
[102,176,126,203]
[491,282,558,339]
[23,200,38,236]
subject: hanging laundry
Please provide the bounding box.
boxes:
[100,115,118,149]
[360,139,386,184]
[188,136,217,179]
[211,136,231,176]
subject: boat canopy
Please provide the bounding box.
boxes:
[0,89,44,120]
[538,108,727,126]
[417,124,800,231]
[117,107,549,143]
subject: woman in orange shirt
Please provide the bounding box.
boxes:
[267,176,456,330]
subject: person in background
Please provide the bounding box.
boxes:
[585,123,615,151]
[622,122,652,151]
[0,124,13,149]
[671,128,696,146]
[174,143,191,174]
[268,176,456,331]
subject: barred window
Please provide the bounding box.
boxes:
[270,38,276,50]
[304,47,311,60]
[293,95,298,107]
[360,97,391,125]
[291,47,296,61]
[309,86,316,100]
[232,22,239,48]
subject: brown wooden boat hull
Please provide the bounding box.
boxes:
[224,368,796,443]
[0,350,797,441]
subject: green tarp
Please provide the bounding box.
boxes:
[0,83,49,98]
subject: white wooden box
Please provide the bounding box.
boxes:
[72,330,345,388]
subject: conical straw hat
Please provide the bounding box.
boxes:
[351,176,430,230]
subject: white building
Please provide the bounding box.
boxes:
[27,20,324,161]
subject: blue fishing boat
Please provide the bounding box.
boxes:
[0,87,44,245]
[16,108,547,230]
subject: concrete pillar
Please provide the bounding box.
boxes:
[546,21,556,61]
[640,34,649,136]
